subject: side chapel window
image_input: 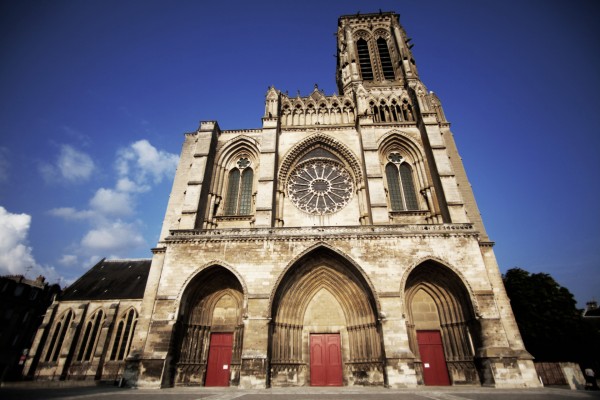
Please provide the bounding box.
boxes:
[224,157,254,215]
[77,309,104,361]
[45,310,73,362]
[110,308,137,361]
[385,152,419,211]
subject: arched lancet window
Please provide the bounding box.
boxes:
[391,100,402,122]
[110,308,137,361]
[380,100,390,122]
[377,38,395,80]
[385,152,419,211]
[356,38,374,80]
[77,309,104,362]
[402,99,414,122]
[45,310,73,362]
[224,157,254,215]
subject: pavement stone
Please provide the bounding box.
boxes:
[1,385,600,400]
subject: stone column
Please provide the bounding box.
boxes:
[378,296,418,388]
[239,296,270,388]
[124,248,168,388]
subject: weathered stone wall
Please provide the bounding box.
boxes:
[26,299,142,382]
[131,224,540,388]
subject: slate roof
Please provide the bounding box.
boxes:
[61,258,151,301]
[584,307,600,317]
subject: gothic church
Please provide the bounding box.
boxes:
[24,11,541,388]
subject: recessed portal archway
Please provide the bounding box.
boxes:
[269,247,384,387]
[173,266,245,386]
[405,261,481,385]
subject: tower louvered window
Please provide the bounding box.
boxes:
[356,39,374,80]
[377,38,395,80]
[224,158,253,215]
[385,153,419,211]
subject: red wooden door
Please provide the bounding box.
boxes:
[205,333,233,386]
[417,330,450,386]
[310,334,342,386]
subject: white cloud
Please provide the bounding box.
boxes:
[49,140,177,264]
[58,145,95,182]
[81,221,146,254]
[58,254,78,266]
[116,177,150,193]
[40,145,95,183]
[90,188,134,216]
[0,206,60,281]
[117,139,178,185]
[49,207,96,220]
[0,147,9,183]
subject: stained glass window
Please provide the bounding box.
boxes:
[224,158,253,216]
[385,155,419,211]
[224,169,241,215]
[110,309,137,361]
[239,169,254,215]
[288,159,353,215]
[386,163,404,211]
[45,310,73,362]
[400,164,418,210]
[77,310,104,361]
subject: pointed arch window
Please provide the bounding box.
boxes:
[77,309,104,361]
[385,153,419,211]
[377,38,395,80]
[44,310,73,362]
[224,157,254,215]
[110,308,137,361]
[356,38,374,81]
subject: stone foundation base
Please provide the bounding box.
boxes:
[385,358,419,388]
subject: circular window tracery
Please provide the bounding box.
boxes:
[287,159,354,215]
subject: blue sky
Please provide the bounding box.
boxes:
[0,0,598,306]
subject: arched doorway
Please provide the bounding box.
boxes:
[269,247,384,387]
[405,261,481,385]
[173,266,245,386]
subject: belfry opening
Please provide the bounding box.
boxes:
[269,247,384,387]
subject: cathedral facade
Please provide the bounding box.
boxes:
[24,11,541,388]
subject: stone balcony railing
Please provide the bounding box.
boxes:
[166,223,477,243]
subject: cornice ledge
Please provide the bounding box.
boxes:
[166,223,476,242]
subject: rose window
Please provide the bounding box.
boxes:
[287,159,354,215]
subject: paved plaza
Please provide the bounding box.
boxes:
[1,385,600,400]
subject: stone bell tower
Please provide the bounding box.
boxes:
[336,11,417,92]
